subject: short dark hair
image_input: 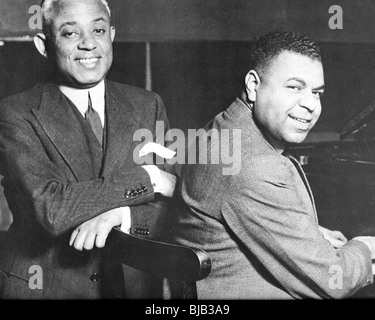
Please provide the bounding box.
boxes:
[250,30,322,77]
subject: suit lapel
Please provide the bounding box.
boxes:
[101,80,142,176]
[32,83,95,181]
[287,154,318,221]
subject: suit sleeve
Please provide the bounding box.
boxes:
[221,154,373,299]
[129,93,175,240]
[0,102,155,237]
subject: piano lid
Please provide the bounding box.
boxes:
[340,98,375,140]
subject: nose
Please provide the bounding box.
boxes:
[298,92,320,113]
[78,32,97,50]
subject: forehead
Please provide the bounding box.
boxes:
[51,0,110,27]
[263,51,324,84]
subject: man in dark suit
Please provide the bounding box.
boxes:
[173,31,375,299]
[0,0,175,299]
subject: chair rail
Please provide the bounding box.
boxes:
[106,227,211,282]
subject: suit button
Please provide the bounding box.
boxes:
[124,190,131,199]
[130,190,137,197]
[90,273,100,282]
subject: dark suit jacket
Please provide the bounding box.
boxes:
[0,80,171,299]
[173,98,373,299]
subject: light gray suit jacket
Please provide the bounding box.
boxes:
[173,98,373,299]
[0,80,171,299]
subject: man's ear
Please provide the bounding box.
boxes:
[244,70,261,102]
[110,26,116,42]
[34,33,48,58]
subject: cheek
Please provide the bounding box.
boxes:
[104,45,113,61]
[55,42,75,61]
[311,104,322,124]
[316,104,322,117]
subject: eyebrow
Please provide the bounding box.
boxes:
[286,77,306,86]
[313,84,325,91]
[58,17,108,31]
[58,21,77,30]
[93,17,108,23]
[286,77,325,90]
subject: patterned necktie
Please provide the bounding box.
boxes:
[85,92,103,146]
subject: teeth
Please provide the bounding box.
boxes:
[78,58,98,64]
[290,116,309,123]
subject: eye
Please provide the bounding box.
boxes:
[62,31,78,38]
[94,29,106,35]
[313,91,324,99]
[287,85,301,92]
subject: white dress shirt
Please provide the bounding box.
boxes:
[60,80,106,127]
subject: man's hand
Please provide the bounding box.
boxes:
[319,225,348,248]
[159,169,177,197]
[142,165,177,197]
[69,208,123,251]
[138,143,177,197]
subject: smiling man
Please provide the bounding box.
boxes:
[37,0,116,88]
[0,0,175,299]
[173,31,375,299]
[247,51,325,149]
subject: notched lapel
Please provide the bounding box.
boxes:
[287,155,317,218]
[31,83,95,181]
[101,81,142,176]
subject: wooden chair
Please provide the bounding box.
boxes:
[105,226,211,299]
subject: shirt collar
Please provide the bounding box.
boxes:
[59,80,105,126]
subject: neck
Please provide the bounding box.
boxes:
[265,134,285,154]
[53,73,106,90]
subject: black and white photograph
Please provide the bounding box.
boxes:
[0,0,375,311]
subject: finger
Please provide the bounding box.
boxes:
[339,235,348,242]
[69,229,79,246]
[95,225,113,248]
[83,231,97,250]
[340,234,348,242]
[73,229,89,251]
[333,231,347,242]
[333,239,346,248]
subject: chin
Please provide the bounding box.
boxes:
[74,77,104,88]
[286,134,308,144]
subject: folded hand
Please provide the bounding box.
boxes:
[319,225,348,248]
[69,208,123,251]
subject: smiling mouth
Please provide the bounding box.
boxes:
[77,58,99,65]
[289,115,311,124]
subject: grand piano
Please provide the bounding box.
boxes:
[290,100,375,298]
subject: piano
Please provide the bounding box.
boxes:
[290,100,375,298]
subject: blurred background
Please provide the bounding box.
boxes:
[1,0,375,233]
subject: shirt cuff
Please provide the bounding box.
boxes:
[119,206,131,234]
[141,165,164,194]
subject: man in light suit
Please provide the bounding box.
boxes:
[173,30,375,299]
[0,0,175,299]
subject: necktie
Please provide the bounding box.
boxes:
[85,92,103,146]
